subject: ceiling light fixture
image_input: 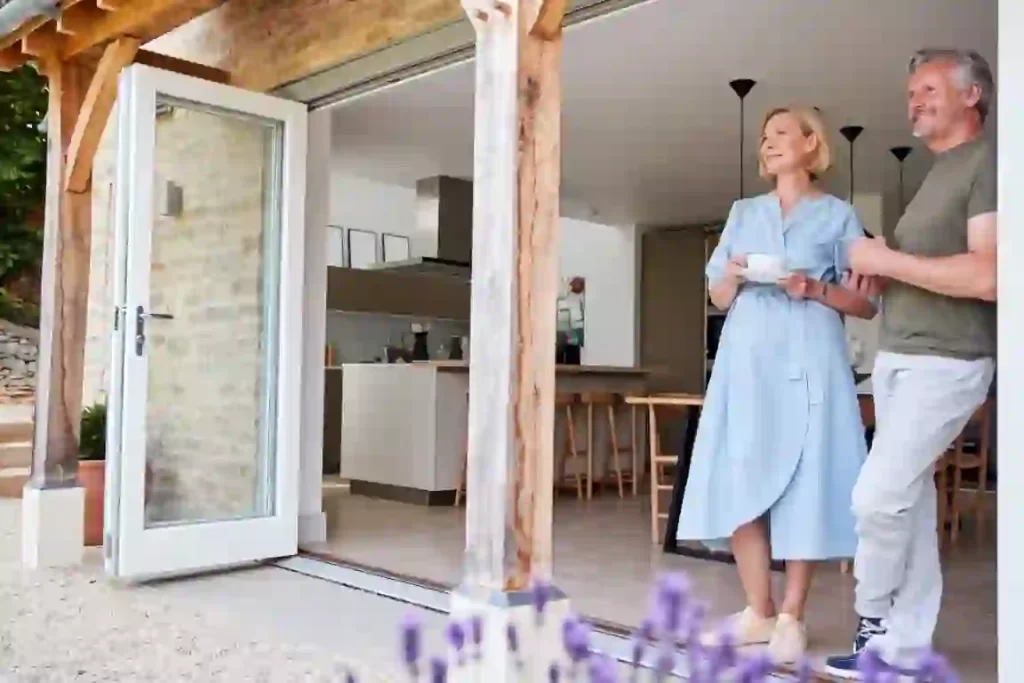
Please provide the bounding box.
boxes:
[729,78,757,200]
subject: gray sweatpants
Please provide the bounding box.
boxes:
[852,351,993,664]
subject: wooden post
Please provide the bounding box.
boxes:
[461,0,565,595]
[29,57,95,489]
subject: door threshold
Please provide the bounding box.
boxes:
[275,553,804,680]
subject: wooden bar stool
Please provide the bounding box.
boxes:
[555,393,584,498]
[575,392,637,499]
[457,392,581,505]
[936,399,993,545]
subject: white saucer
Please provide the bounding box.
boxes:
[742,267,789,284]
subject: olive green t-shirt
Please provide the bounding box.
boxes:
[879,137,997,359]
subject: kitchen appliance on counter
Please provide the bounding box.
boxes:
[411,323,430,361]
[448,335,464,360]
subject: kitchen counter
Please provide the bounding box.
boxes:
[337,361,651,506]
[328,361,651,375]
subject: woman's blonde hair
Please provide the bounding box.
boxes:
[758,106,832,181]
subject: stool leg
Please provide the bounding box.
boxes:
[567,404,583,500]
[608,404,624,498]
[951,463,963,545]
[455,446,467,507]
[586,403,594,500]
[648,406,659,544]
[630,405,639,497]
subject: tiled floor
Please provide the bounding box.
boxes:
[310,487,997,681]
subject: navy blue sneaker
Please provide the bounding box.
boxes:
[823,616,887,679]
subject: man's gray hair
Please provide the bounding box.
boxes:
[909,48,995,122]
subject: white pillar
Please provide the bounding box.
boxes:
[298,107,331,544]
[997,2,1021,680]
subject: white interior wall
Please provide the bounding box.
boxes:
[327,171,638,367]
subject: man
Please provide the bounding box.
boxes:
[824,48,997,678]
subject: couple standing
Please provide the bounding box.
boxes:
[677,47,997,678]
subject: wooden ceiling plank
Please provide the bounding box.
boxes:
[64,36,140,193]
[134,49,230,83]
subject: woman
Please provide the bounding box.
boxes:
[676,106,878,663]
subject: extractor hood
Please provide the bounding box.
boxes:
[366,175,473,278]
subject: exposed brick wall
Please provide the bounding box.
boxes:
[87,106,276,524]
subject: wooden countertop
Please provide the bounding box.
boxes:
[329,361,650,375]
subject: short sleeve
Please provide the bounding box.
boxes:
[968,148,997,218]
[706,201,741,284]
[833,205,867,276]
[834,205,880,307]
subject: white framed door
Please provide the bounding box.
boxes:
[105,64,308,580]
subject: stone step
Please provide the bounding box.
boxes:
[0,441,31,469]
[0,420,33,443]
[0,467,29,499]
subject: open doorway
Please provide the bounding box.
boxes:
[300,0,997,678]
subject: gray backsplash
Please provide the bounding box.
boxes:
[326,310,470,364]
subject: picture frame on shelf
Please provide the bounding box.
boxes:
[326,225,346,267]
[346,228,379,269]
[381,232,411,263]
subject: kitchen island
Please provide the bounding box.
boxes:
[338,361,650,505]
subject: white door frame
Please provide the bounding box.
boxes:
[997,2,1021,680]
[106,64,308,580]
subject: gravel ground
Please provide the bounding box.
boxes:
[0,500,388,682]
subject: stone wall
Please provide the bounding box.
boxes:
[0,320,38,403]
[87,105,275,525]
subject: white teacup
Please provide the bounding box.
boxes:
[745,253,785,279]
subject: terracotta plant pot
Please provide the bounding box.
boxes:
[79,459,105,547]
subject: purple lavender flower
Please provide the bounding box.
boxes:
[506,621,519,656]
[531,580,552,622]
[446,621,466,665]
[857,648,887,682]
[652,643,675,683]
[736,652,775,683]
[655,573,691,634]
[469,614,484,661]
[429,656,448,683]
[345,670,357,683]
[706,632,738,677]
[588,653,618,683]
[915,652,958,682]
[548,662,560,683]
[796,658,813,682]
[561,617,592,663]
[400,615,421,676]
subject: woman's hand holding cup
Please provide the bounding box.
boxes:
[725,254,747,283]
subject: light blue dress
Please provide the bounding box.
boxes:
[676,193,869,560]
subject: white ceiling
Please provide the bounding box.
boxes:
[328,0,997,226]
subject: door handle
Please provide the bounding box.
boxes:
[134,307,174,356]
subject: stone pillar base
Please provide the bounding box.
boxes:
[21,484,85,569]
[298,511,327,545]
[449,587,572,682]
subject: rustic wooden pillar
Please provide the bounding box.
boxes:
[461,0,565,595]
[29,57,95,489]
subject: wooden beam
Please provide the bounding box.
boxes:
[0,44,29,72]
[64,36,139,193]
[461,0,563,593]
[134,49,229,83]
[96,0,132,9]
[30,56,96,488]
[58,1,109,35]
[530,0,567,39]
[61,0,225,59]
[0,16,47,51]
[21,22,60,59]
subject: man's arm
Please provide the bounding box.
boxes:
[882,212,997,301]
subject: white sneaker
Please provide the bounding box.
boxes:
[700,607,777,648]
[767,614,807,664]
